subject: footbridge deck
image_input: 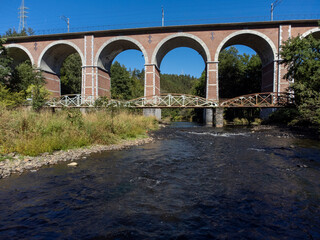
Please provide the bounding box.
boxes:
[46,92,294,108]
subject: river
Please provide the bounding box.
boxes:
[0,123,319,239]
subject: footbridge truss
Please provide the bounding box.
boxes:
[46,92,294,108]
[220,92,294,108]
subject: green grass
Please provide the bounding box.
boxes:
[0,108,158,156]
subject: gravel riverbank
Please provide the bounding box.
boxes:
[0,137,154,179]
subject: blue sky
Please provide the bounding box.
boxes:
[1,0,319,77]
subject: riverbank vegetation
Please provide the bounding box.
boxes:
[0,108,158,156]
[269,34,320,132]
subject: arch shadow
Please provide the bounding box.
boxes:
[38,40,84,74]
[6,44,34,67]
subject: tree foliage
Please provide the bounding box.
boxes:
[281,35,320,128]
[0,38,13,84]
[11,61,44,92]
[192,70,206,98]
[160,73,197,94]
[1,28,34,38]
[60,53,82,95]
[219,47,261,98]
[111,61,144,100]
[218,47,262,122]
[26,84,51,111]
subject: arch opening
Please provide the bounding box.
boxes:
[38,42,84,96]
[218,45,262,98]
[150,34,211,122]
[216,31,277,95]
[95,38,147,100]
[216,32,276,67]
[160,47,205,94]
[109,49,145,100]
[218,45,263,122]
[6,46,33,68]
[153,35,210,69]
[39,43,82,75]
[154,41,207,122]
[96,38,148,73]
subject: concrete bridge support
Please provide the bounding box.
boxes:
[215,108,224,128]
[204,108,224,127]
[204,108,214,126]
[143,109,162,120]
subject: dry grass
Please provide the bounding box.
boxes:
[0,107,158,156]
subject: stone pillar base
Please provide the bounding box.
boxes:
[215,108,224,128]
[143,108,161,120]
[204,108,213,126]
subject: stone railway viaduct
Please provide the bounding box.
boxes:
[4,20,320,124]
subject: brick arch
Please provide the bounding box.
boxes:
[38,40,85,74]
[151,33,211,68]
[37,40,84,96]
[214,30,278,93]
[95,36,148,72]
[301,27,320,39]
[214,30,277,65]
[6,44,34,66]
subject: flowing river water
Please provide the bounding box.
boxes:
[0,123,320,239]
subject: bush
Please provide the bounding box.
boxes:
[0,84,25,109]
[252,118,262,126]
[233,117,249,125]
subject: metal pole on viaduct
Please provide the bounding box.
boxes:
[4,20,320,126]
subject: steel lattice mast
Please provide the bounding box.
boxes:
[18,0,28,32]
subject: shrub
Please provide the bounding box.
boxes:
[233,117,249,125]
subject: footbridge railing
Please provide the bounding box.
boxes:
[127,94,218,108]
[46,94,219,108]
[220,92,294,108]
[46,92,294,108]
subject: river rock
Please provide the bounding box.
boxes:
[297,164,308,168]
[67,162,78,167]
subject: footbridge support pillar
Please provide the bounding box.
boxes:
[204,108,214,126]
[143,109,161,120]
[215,108,224,128]
[204,108,224,127]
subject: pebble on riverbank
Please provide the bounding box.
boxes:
[0,137,154,179]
